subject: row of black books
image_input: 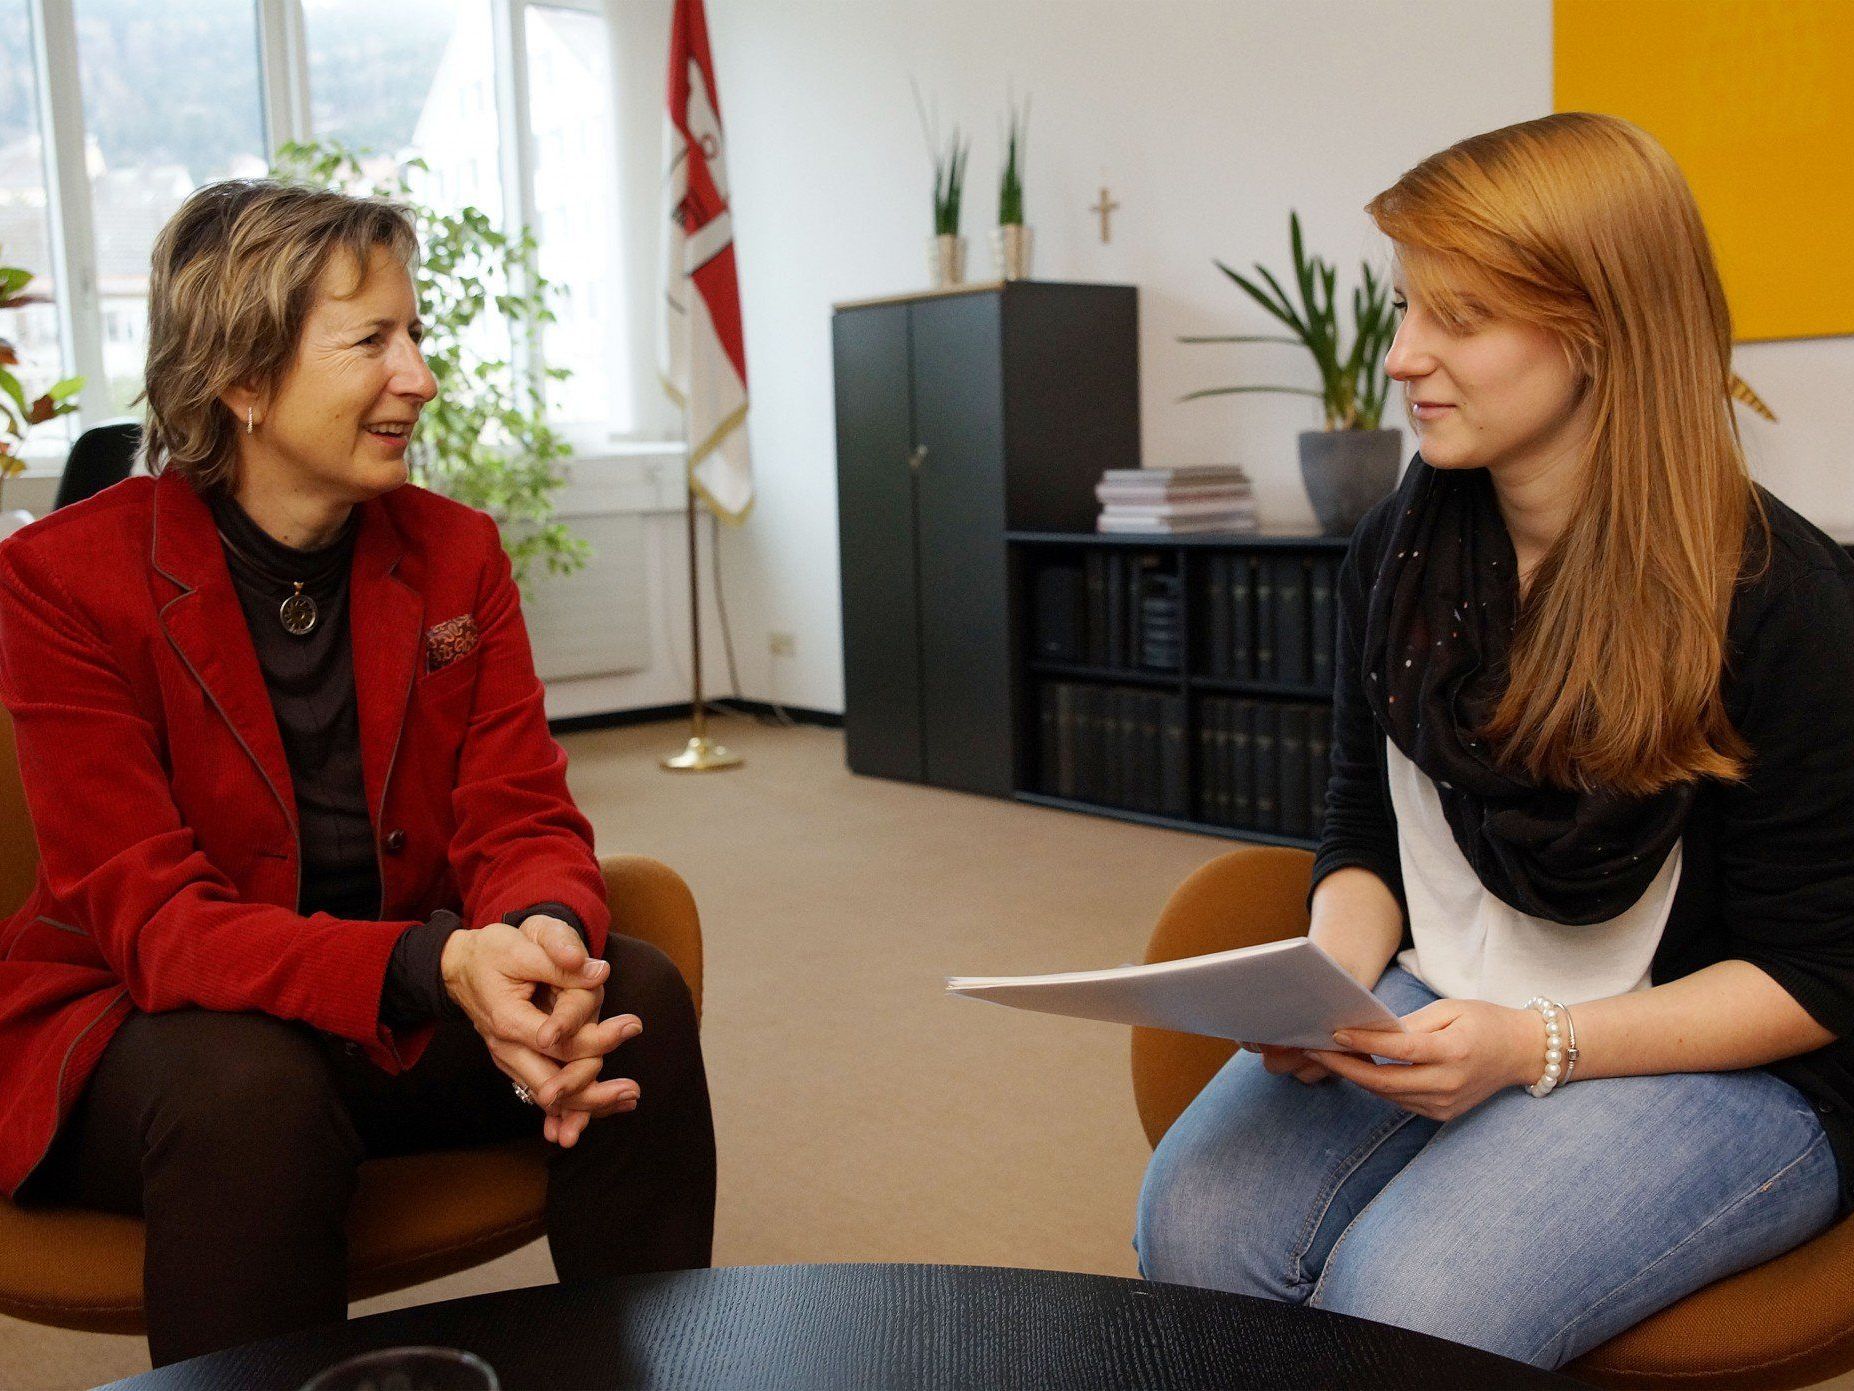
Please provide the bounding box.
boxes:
[1037,682,1189,818]
[1198,697,1331,840]
[1034,554,1182,671]
[1205,553,1336,688]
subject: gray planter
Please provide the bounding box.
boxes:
[1298,428,1402,537]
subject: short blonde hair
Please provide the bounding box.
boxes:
[141,179,419,493]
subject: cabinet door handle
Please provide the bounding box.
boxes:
[909,445,928,472]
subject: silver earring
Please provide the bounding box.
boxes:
[246,405,254,435]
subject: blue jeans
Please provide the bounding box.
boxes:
[1135,964,1841,1370]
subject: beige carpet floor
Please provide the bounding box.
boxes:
[8,716,1853,1389]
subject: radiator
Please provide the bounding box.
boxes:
[523,511,652,682]
[520,451,683,683]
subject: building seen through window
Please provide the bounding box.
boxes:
[524,4,630,435]
[1,0,627,453]
[73,0,267,415]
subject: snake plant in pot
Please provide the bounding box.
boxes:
[926,128,970,288]
[1181,210,1401,535]
[992,94,1031,281]
[912,82,970,288]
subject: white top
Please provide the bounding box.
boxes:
[1385,734,1681,1007]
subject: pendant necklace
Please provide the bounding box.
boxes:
[216,529,319,637]
[279,581,319,636]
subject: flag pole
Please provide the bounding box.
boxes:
[659,0,746,772]
[662,417,743,773]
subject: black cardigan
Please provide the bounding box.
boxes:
[1311,462,1854,1218]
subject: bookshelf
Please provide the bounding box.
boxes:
[1008,530,1350,850]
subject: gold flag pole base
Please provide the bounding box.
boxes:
[661,462,745,774]
[661,734,745,772]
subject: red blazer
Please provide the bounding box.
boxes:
[0,467,611,1196]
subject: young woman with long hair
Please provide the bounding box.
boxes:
[1136,112,1854,1370]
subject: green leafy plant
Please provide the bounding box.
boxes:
[1180,210,1397,431]
[998,96,1029,226]
[273,139,587,586]
[0,252,83,511]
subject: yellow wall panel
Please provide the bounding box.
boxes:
[1554,0,1853,343]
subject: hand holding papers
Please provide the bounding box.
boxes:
[947,936,1405,1052]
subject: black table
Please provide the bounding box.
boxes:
[106,1263,1592,1389]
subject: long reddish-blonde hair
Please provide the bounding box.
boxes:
[1365,111,1770,796]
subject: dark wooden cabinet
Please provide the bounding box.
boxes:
[832,282,1138,796]
[832,298,924,783]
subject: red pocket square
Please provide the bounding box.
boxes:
[425,614,481,673]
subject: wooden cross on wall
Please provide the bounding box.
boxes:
[1091,187,1120,243]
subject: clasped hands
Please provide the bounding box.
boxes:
[1242,998,1547,1123]
[441,915,640,1148]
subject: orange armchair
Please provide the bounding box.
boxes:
[0,852,700,1335]
[0,684,701,1335]
[1132,844,1854,1391]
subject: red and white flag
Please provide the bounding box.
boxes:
[659,0,751,522]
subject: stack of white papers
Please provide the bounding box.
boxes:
[946,936,1404,1052]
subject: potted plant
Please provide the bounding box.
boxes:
[992,94,1031,280]
[273,140,588,588]
[0,251,83,538]
[1181,211,1400,535]
[928,129,970,287]
[912,84,969,288]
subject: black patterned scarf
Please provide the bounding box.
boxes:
[1360,455,1693,925]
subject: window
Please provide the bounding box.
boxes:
[0,0,72,452]
[304,0,503,221]
[304,0,514,381]
[17,0,639,463]
[73,0,268,415]
[525,3,630,437]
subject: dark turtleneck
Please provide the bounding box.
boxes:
[209,489,376,920]
[206,488,583,1027]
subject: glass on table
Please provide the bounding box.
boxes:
[297,1344,499,1391]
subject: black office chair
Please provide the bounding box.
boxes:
[54,420,140,511]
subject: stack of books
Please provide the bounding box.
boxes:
[1096,466,1258,535]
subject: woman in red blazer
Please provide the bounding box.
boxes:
[0,181,715,1366]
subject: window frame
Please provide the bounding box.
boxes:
[16,0,654,475]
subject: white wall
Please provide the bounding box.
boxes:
[621,0,1854,716]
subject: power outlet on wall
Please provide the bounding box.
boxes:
[768,632,796,657]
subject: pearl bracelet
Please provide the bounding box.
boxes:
[1523,997,1579,1098]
